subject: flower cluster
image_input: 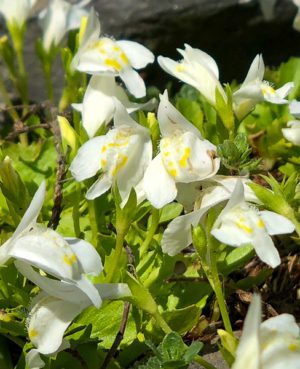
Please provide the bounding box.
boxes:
[0,2,299,369]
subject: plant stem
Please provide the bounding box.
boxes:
[208,242,233,336]
[152,310,172,334]
[194,355,218,369]
[72,184,81,238]
[88,200,98,246]
[42,59,54,101]
[106,229,126,283]
[9,24,28,104]
[139,208,160,257]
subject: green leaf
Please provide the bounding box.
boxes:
[0,336,13,369]
[219,245,255,276]
[161,305,201,335]
[73,301,137,349]
[159,203,183,224]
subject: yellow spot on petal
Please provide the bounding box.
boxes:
[168,168,177,178]
[257,218,265,229]
[261,84,275,96]
[78,16,88,44]
[179,147,191,168]
[105,58,122,71]
[63,254,77,266]
[289,343,298,351]
[176,64,186,72]
[235,221,253,234]
[29,329,39,339]
[71,254,77,262]
[111,155,128,177]
[102,145,107,153]
[120,52,129,65]
[164,151,170,157]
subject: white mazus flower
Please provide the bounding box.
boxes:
[70,100,152,202]
[232,294,300,369]
[72,75,155,138]
[233,54,294,120]
[162,176,259,256]
[38,0,91,52]
[0,181,102,308]
[211,180,295,268]
[282,120,300,146]
[158,44,226,106]
[143,91,220,209]
[0,0,37,27]
[71,8,154,98]
[22,265,130,362]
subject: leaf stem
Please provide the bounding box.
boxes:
[139,208,160,257]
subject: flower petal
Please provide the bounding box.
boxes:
[158,90,201,137]
[10,227,80,281]
[289,99,300,117]
[232,294,261,369]
[95,283,132,300]
[242,54,264,86]
[26,349,45,369]
[70,136,105,181]
[14,260,89,306]
[119,67,146,98]
[261,314,300,338]
[282,120,300,145]
[252,230,281,268]
[180,44,219,79]
[162,207,209,256]
[65,238,103,276]
[80,75,117,137]
[143,154,177,209]
[117,137,152,204]
[211,224,253,246]
[13,181,46,239]
[116,40,154,69]
[86,174,112,200]
[27,294,83,355]
[213,180,245,228]
[275,82,294,99]
[259,211,295,235]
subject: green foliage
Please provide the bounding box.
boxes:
[217,133,261,173]
[138,332,203,369]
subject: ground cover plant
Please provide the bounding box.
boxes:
[0,1,299,368]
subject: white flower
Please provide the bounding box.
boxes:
[161,176,259,256]
[0,181,102,307]
[70,100,152,202]
[0,0,37,27]
[233,54,294,120]
[71,8,154,98]
[38,0,91,52]
[211,180,295,268]
[143,91,220,209]
[158,44,226,106]
[289,99,300,117]
[72,75,156,138]
[282,120,300,146]
[232,294,300,369]
[22,262,130,365]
